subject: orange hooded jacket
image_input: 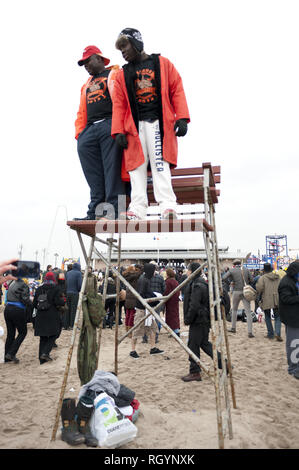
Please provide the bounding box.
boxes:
[111,55,190,179]
[75,65,120,140]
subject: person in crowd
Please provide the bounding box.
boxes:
[99,271,116,328]
[222,259,255,338]
[33,272,65,364]
[65,263,82,329]
[182,263,224,382]
[278,261,299,379]
[142,260,165,343]
[74,45,126,221]
[123,264,143,336]
[112,28,190,221]
[56,271,67,344]
[4,264,32,363]
[256,263,282,341]
[164,268,180,337]
[130,263,164,358]
[42,265,53,281]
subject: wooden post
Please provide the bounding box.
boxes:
[114,233,122,376]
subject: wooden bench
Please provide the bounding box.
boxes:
[67,162,220,235]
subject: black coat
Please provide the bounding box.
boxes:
[183,276,210,326]
[278,261,299,328]
[33,283,65,337]
[123,270,142,309]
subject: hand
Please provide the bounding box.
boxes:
[115,133,128,149]
[0,258,18,285]
[174,119,188,137]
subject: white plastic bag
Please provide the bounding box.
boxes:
[90,392,137,448]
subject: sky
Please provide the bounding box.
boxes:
[1,0,299,269]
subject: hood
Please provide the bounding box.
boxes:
[72,263,81,271]
[264,272,280,281]
[143,263,155,279]
[286,261,299,279]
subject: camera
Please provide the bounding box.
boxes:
[5,261,40,279]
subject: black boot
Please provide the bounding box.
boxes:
[76,396,98,447]
[61,398,85,446]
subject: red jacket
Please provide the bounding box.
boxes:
[75,65,120,140]
[111,55,190,179]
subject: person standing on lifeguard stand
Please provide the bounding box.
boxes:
[112,28,190,221]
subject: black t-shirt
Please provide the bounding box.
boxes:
[86,70,112,124]
[134,58,160,121]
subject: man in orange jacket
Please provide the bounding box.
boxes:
[74,45,126,220]
[112,28,190,221]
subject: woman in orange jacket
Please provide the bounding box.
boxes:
[112,28,190,221]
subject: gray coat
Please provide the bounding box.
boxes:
[222,266,253,292]
[256,272,280,310]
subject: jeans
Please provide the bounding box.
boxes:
[66,293,79,328]
[77,119,125,218]
[4,304,28,357]
[264,308,281,337]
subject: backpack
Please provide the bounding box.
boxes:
[37,291,51,311]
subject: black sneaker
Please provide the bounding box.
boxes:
[130,351,139,359]
[150,347,164,355]
[73,215,95,221]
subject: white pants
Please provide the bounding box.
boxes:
[128,120,177,219]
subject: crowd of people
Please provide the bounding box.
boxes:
[1,255,299,382]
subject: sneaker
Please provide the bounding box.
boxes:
[150,347,164,355]
[265,335,274,339]
[228,328,236,333]
[130,351,139,359]
[248,333,255,338]
[162,209,178,220]
[73,215,95,221]
[119,211,141,221]
[275,335,283,342]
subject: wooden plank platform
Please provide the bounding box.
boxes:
[67,218,214,236]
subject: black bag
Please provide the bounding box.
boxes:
[37,292,51,311]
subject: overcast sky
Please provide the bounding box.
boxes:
[1,0,298,268]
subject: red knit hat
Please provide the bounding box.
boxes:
[45,272,56,283]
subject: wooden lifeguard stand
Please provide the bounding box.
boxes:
[51,162,236,449]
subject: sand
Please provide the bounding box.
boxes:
[0,303,298,450]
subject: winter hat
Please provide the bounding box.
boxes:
[143,263,155,279]
[263,263,273,273]
[116,28,144,52]
[233,259,241,266]
[45,272,57,283]
[187,262,201,273]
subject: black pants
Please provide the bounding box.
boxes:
[4,305,27,358]
[66,293,79,328]
[187,324,222,374]
[77,120,126,218]
[39,336,56,359]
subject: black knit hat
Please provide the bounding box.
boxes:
[263,263,273,273]
[116,28,144,52]
[187,262,201,273]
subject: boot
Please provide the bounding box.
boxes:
[76,396,98,447]
[61,398,85,446]
[181,372,202,382]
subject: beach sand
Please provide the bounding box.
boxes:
[0,303,298,450]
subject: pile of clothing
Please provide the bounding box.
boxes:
[61,371,140,448]
[79,370,140,423]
